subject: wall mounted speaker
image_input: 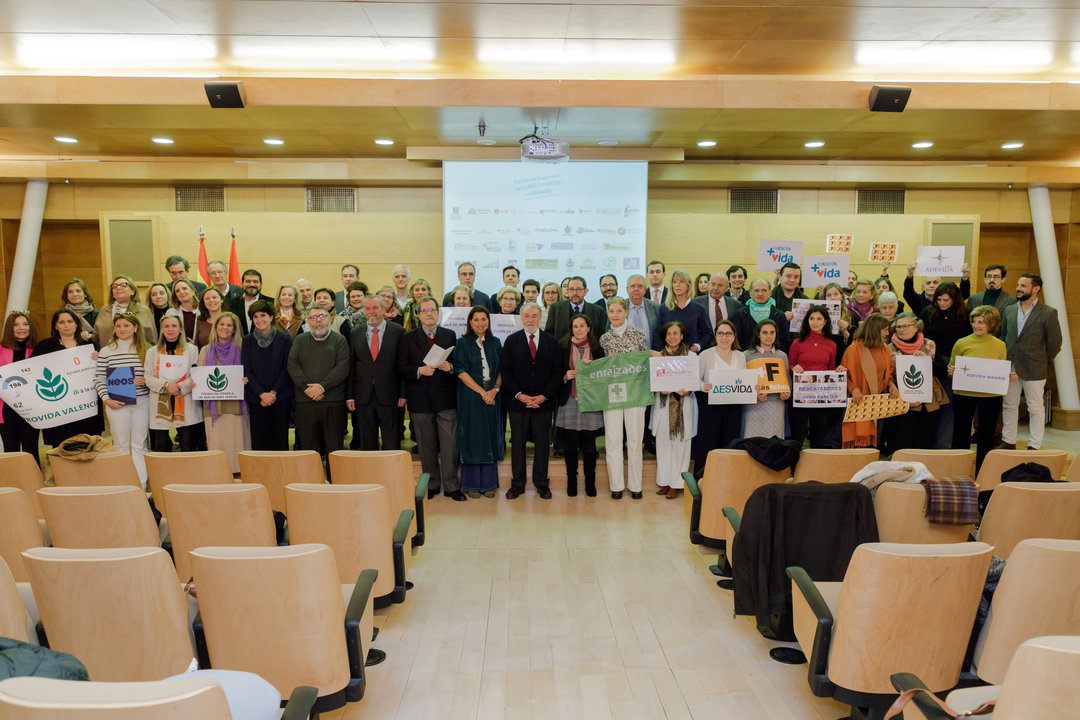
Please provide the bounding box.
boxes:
[869,85,911,112]
[204,81,247,109]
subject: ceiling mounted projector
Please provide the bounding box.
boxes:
[520,135,570,163]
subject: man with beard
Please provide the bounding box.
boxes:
[287,305,351,460]
[966,264,1017,333]
[228,268,272,335]
[999,273,1062,450]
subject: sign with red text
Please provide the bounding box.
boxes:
[757,240,803,272]
[802,254,850,289]
[649,355,700,393]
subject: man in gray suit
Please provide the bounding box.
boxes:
[966,264,1016,336]
[692,272,743,348]
[624,274,660,350]
[999,273,1062,450]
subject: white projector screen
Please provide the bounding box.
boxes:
[443,161,648,299]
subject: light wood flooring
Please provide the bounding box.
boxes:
[324,486,850,720]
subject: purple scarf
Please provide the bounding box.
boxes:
[848,299,878,323]
[203,340,247,421]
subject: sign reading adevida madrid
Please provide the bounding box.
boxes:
[0,346,99,429]
[575,351,654,412]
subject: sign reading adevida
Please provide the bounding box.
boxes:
[0,346,99,429]
[575,351,654,412]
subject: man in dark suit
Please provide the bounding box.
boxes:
[501,303,561,499]
[442,261,490,309]
[966,264,1016,335]
[165,255,207,294]
[544,276,606,341]
[595,273,619,313]
[646,260,669,305]
[346,295,405,450]
[398,296,463,500]
[334,264,360,313]
[206,260,242,305]
[692,272,743,348]
[1000,273,1062,450]
[731,278,792,352]
[228,269,273,335]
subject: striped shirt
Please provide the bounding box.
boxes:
[95,341,148,399]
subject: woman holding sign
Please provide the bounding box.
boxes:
[556,314,605,497]
[742,319,790,439]
[94,312,150,487]
[949,305,1011,472]
[840,314,898,449]
[197,312,249,473]
[34,309,105,448]
[650,321,697,499]
[883,312,940,454]
[599,298,650,500]
[694,320,746,479]
[144,310,204,453]
[789,306,845,449]
[0,312,40,462]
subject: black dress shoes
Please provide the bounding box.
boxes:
[505,488,522,500]
[446,490,467,502]
[427,487,441,500]
[537,487,552,499]
[631,491,643,500]
[610,491,623,500]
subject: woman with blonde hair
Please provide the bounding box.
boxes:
[820,282,858,348]
[653,269,711,353]
[195,312,249,473]
[540,282,562,328]
[93,274,157,347]
[94,311,151,487]
[61,278,98,342]
[169,278,200,343]
[402,278,433,330]
[377,285,404,326]
[450,285,473,308]
[144,309,204,452]
[493,286,522,315]
[847,278,880,324]
[273,283,303,339]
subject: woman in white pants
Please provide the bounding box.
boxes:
[598,298,650,500]
[649,321,697,499]
[94,312,150,487]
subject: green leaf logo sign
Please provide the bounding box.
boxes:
[35,367,69,402]
[902,364,924,390]
[207,367,229,392]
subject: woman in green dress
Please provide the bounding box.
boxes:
[455,306,505,497]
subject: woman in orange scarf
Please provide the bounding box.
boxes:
[840,313,898,448]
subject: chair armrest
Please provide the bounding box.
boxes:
[192,610,211,668]
[391,510,415,604]
[344,569,379,675]
[683,472,704,542]
[890,673,956,720]
[683,472,700,499]
[721,507,741,535]
[280,686,319,720]
[393,509,415,547]
[787,566,835,698]
[412,473,429,548]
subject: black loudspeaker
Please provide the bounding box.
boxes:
[868,85,911,112]
[204,81,247,109]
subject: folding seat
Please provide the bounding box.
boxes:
[1067,456,1080,482]
[976,482,1080,559]
[191,543,378,712]
[50,451,143,489]
[873,482,972,544]
[968,539,1080,685]
[789,542,993,719]
[145,450,234,520]
[0,451,47,519]
[161,483,276,582]
[792,448,879,484]
[0,555,36,645]
[285,482,412,609]
[22,546,194,681]
[329,450,429,548]
[891,636,1080,720]
[0,488,46,582]
[0,674,317,719]
[38,486,159,549]
[237,450,326,515]
[889,448,974,480]
[974,448,1067,492]
[683,449,789,549]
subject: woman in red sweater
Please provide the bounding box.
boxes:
[788,306,847,448]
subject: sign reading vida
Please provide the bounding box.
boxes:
[707,369,759,405]
[0,345,99,429]
[801,254,850,289]
[757,239,804,272]
[191,365,245,401]
[575,351,654,412]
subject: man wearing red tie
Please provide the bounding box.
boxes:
[646,260,669,305]
[692,273,743,349]
[346,295,405,450]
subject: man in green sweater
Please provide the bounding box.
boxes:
[287,306,351,459]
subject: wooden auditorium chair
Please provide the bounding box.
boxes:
[788,542,993,719]
[49,451,142,489]
[0,488,46,582]
[0,556,36,646]
[190,543,377,713]
[0,451,47,519]
[683,449,789,549]
[329,450,429,548]
[237,450,326,516]
[792,448,879,484]
[976,482,1080,559]
[37,486,159,549]
[889,448,975,480]
[974,448,1067,492]
[145,450,234,520]
[873,482,972,544]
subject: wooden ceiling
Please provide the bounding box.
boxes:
[2,0,1080,165]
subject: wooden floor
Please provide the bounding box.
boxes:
[325,488,849,720]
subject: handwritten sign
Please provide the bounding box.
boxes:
[790,299,842,333]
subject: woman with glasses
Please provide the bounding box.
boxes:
[882,312,941,454]
[949,305,1011,472]
[95,311,151,487]
[540,282,562,329]
[693,320,746,479]
[93,274,157,347]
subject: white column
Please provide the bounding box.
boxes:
[4,179,48,313]
[1027,184,1079,411]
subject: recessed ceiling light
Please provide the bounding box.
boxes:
[151,137,173,144]
[374,138,394,146]
[597,139,619,146]
[804,141,825,148]
[263,138,284,145]
[912,141,934,149]
[476,139,496,146]
[697,140,717,148]
[54,136,78,143]
[1001,142,1024,149]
